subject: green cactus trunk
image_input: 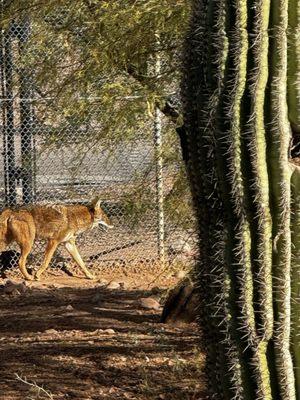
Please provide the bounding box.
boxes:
[182,0,300,399]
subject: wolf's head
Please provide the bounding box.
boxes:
[90,197,113,230]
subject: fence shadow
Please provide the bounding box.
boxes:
[0,283,206,400]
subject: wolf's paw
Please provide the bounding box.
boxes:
[86,272,96,280]
[25,274,35,281]
[34,272,42,281]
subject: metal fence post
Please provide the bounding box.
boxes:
[154,33,165,266]
[1,21,17,206]
[16,19,35,204]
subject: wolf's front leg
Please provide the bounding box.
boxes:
[64,240,95,280]
[19,243,34,281]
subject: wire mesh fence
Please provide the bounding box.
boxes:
[0,4,197,278]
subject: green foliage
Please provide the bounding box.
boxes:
[2,0,189,142]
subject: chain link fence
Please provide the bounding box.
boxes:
[0,6,197,277]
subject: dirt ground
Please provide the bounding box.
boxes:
[0,267,207,400]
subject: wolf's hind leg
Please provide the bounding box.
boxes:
[0,214,10,252]
[35,239,59,280]
[9,219,34,280]
[0,240,7,252]
[65,239,95,280]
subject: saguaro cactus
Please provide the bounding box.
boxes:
[181,0,300,399]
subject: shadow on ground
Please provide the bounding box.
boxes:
[0,281,207,400]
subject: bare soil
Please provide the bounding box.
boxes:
[0,268,207,400]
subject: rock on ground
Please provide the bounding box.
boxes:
[139,297,161,310]
[107,281,121,290]
[161,278,199,324]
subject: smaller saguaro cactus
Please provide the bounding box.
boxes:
[181,0,300,399]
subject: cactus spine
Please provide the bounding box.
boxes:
[182,0,300,399]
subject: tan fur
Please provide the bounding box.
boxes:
[0,198,112,281]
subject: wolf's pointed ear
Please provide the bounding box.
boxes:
[91,197,101,209]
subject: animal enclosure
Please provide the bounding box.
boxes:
[0,8,197,276]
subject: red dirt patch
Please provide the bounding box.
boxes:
[0,272,207,400]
